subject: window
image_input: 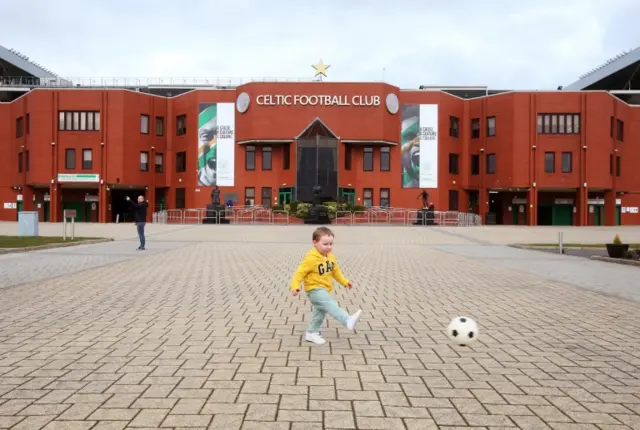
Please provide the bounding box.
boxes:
[16,117,24,138]
[176,151,186,172]
[486,153,496,174]
[616,156,621,177]
[155,153,164,173]
[25,150,29,171]
[470,154,479,175]
[245,145,256,170]
[140,151,149,171]
[345,145,352,170]
[615,118,624,141]
[537,114,580,134]
[155,116,164,136]
[261,187,272,207]
[175,188,186,209]
[610,155,621,177]
[58,111,100,131]
[561,152,572,173]
[176,114,186,136]
[486,116,496,137]
[245,187,255,206]
[140,114,149,134]
[448,153,459,175]
[283,144,290,170]
[448,190,459,211]
[25,113,30,135]
[449,116,459,138]
[18,152,22,173]
[363,147,373,171]
[82,149,92,170]
[262,146,272,170]
[544,152,555,173]
[65,148,76,169]
[363,188,373,207]
[471,118,480,139]
[380,147,390,171]
[380,188,390,207]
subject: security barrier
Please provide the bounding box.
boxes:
[152,207,483,226]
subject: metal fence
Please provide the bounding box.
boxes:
[152,207,482,226]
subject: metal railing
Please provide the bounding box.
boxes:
[151,207,482,226]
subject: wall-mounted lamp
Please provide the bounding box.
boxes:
[100,142,104,146]
[51,142,55,146]
[532,182,536,187]
[532,145,536,150]
[480,148,484,152]
[582,146,587,150]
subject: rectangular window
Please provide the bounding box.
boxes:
[18,152,22,173]
[140,114,149,134]
[175,188,186,209]
[25,150,29,171]
[261,187,272,208]
[345,145,352,170]
[551,115,558,134]
[616,156,621,177]
[471,118,480,139]
[245,145,256,170]
[537,114,580,134]
[448,153,459,175]
[486,116,496,137]
[544,152,555,173]
[82,149,93,170]
[155,116,164,136]
[449,116,459,138]
[558,114,565,134]
[176,114,186,136]
[58,111,100,131]
[380,188,390,207]
[25,113,30,135]
[262,146,272,170]
[176,151,186,172]
[363,147,373,171]
[470,154,480,175]
[380,147,390,171]
[15,117,24,138]
[363,188,373,207]
[140,151,149,172]
[283,144,290,170]
[486,153,496,174]
[448,190,459,211]
[65,148,76,169]
[561,152,572,173]
[616,119,624,141]
[245,187,255,206]
[155,153,164,173]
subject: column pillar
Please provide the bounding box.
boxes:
[604,190,617,226]
[528,187,538,226]
[576,186,588,226]
[50,183,60,223]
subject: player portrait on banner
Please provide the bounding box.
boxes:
[401,104,420,188]
[197,103,218,187]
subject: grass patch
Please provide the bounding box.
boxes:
[0,235,103,248]
[517,243,640,248]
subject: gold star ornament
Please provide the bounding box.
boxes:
[312,59,330,78]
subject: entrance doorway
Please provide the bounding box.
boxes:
[278,187,295,205]
[338,187,356,206]
[296,118,338,203]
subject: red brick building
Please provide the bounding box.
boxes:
[1,49,640,226]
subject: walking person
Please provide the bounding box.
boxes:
[125,195,148,250]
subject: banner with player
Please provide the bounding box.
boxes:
[197,103,235,187]
[400,104,438,188]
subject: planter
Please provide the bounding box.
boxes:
[605,243,629,259]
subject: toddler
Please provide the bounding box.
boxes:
[290,226,362,345]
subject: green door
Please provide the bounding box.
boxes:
[616,205,621,225]
[511,205,527,225]
[339,187,356,206]
[552,204,573,226]
[44,202,50,222]
[63,202,86,222]
[16,201,22,221]
[278,187,294,205]
[594,206,603,225]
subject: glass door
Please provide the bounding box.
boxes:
[338,187,356,206]
[278,187,294,205]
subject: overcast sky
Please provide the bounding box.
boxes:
[2,0,639,90]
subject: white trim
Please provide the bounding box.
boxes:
[294,117,340,140]
[237,139,292,145]
[341,139,398,146]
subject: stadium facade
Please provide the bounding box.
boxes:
[1,46,640,226]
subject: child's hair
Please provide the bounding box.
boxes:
[312,226,334,241]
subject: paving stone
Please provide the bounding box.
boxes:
[0,225,639,429]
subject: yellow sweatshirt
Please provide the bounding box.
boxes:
[289,248,350,294]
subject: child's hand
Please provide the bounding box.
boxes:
[346,282,353,289]
[292,289,300,296]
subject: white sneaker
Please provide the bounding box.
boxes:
[305,332,326,345]
[346,310,362,330]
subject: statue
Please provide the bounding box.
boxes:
[210,186,221,206]
[312,185,323,206]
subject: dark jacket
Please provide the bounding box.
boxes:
[129,200,148,223]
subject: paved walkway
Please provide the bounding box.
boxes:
[0,224,638,429]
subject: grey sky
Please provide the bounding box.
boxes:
[2,0,639,90]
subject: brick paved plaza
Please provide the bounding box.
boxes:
[0,224,639,429]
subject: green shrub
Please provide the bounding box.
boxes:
[613,234,622,245]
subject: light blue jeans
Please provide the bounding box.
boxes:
[307,288,349,333]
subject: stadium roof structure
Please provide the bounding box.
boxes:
[0,45,59,79]
[564,46,640,91]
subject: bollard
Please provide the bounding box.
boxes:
[63,217,67,241]
[558,232,564,254]
[71,217,75,240]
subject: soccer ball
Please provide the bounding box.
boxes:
[447,316,479,346]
